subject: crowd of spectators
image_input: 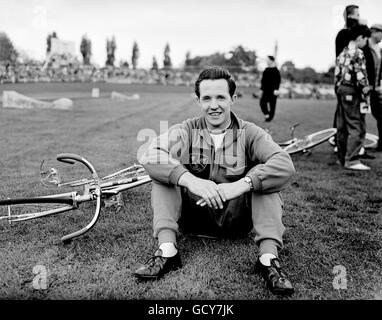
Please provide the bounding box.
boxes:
[0,63,261,86]
[1,64,105,84]
[0,63,335,99]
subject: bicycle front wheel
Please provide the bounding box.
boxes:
[284,128,337,154]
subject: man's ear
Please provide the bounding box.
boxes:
[192,93,200,104]
[355,35,363,43]
[232,94,237,102]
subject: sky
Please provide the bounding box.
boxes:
[1,0,382,72]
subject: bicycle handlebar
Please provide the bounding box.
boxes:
[57,153,99,180]
[61,187,102,243]
[56,153,102,243]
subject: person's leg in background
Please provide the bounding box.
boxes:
[370,90,382,151]
[336,89,348,166]
[260,92,270,121]
[337,86,369,170]
[268,94,278,121]
[344,97,366,165]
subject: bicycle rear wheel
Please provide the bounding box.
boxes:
[284,128,337,154]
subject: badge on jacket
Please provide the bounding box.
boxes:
[189,153,209,173]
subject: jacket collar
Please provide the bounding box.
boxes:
[196,112,244,147]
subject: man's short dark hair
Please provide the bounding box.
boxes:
[344,4,359,27]
[349,24,371,40]
[267,55,275,62]
[345,4,359,18]
[195,66,236,98]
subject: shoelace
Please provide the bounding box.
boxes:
[145,255,167,268]
[269,259,288,280]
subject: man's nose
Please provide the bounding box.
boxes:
[210,98,219,108]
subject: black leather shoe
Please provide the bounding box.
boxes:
[134,249,182,280]
[359,152,376,159]
[255,257,294,296]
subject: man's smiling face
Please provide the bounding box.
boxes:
[198,79,235,131]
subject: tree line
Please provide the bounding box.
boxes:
[78,34,172,70]
[280,60,335,85]
[0,30,334,84]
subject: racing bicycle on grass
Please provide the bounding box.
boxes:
[0,153,151,243]
[267,123,337,155]
[268,123,378,154]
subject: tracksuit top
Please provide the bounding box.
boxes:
[140,112,295,194]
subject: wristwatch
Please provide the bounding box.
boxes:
[243,176,253,190]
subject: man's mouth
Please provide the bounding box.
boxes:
[209,111,222,117]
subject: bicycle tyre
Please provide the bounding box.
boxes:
[328,132,378,149]
[284,128,337,154]
[328,136,335,146]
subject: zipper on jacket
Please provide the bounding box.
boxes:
[209,145,216,181]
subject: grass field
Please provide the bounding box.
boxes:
[0,83,381,300]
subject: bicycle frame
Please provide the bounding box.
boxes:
[266,123,300,147]
[0,153,151,243]
[278,123,300,147]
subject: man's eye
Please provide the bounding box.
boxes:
[202,97,211,101]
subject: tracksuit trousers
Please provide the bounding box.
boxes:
[150,180,286,257]
[336,85,366,165]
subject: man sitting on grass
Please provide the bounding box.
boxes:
[136,66,296,296]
